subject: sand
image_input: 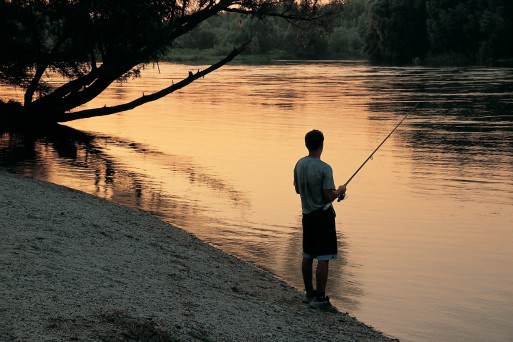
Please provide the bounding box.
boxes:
[0,170,395,341]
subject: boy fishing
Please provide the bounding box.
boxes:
[293,129,346,312]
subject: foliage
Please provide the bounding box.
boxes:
[171,2,367,60]
[363,0,513,64]
[364,0,428,63]
[172,0,513,64]
[425,0,513,63]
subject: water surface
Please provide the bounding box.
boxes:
[1,61,513,341]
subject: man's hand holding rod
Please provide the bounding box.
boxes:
[323,184,347,211]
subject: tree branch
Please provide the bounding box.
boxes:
[54,42,250,123]
[24,34,69,106]
[30,65,104,111]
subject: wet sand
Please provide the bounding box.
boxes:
[0,170,395,341]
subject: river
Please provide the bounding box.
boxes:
[1,61,512,341]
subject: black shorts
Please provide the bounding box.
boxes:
[302,206,337,257]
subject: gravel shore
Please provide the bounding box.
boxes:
[1,170,395,341]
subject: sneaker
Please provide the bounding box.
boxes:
[302,290,317,304]
[309,296,338,313]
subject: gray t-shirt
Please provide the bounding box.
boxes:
[294,157,335,214]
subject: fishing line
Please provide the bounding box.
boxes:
[323,102,421,211]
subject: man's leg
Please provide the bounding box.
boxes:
[316,260,329,298]
[302,257,314,293]
[309,260,337,312]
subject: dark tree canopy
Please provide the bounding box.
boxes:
[364,0,428,63]
[426,0,513,61]
[171,0,513,64]
[363,0,513,64]
[0,0,341,125]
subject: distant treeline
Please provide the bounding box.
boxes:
[169,0,513,65]
[365,0,513,65]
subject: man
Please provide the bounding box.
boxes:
[293,129,346,312]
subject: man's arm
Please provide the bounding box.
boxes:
[293,165,300,194]
[295,184,300,194]
[323,185,346,203]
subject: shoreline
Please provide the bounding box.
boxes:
[1,170,395,341]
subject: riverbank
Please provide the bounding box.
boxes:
[1,170,394,341]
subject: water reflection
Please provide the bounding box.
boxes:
[361,67,513,205]
[0,125,250,228]
[2,62,513,342]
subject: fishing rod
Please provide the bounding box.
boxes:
[323,102,420,211]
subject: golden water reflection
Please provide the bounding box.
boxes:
[2,62,513,342]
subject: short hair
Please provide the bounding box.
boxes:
[305,130,324,151]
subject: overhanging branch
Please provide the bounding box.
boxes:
[55,41,250,123]
[24,34,69,106]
